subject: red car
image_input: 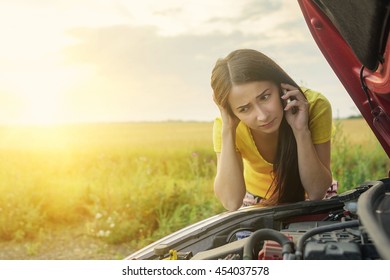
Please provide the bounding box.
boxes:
[298,0,390,157]
[127,0,390,260]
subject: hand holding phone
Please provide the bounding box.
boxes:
[282,88,298,114]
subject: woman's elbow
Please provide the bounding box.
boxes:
[307,180,333,201]
[214,185,243,211]
[307,192,326,201]
[222,200,242,211]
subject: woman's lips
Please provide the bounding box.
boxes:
[259,118,276,128]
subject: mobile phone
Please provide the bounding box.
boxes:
[282,88,298,114]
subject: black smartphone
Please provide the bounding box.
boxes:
[281,88,298,114]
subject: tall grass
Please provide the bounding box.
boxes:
[0,122,224,248]
[331,119,389,193]
[0,120,388,250]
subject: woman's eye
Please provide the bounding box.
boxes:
[259,94,270,101]
[239,107,248,113]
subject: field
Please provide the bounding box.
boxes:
[331,118,389,192]
[0,119,388,259]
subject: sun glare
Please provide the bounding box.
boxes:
[3,60,94,125]
[23,94,63,125]
[10,69,79,126]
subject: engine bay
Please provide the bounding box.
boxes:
[192,218,377,260]
[140,179,389,260]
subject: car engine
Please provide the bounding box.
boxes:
[145,179,389,260]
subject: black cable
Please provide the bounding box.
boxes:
[359,66,375,111]
[242,228,294,260]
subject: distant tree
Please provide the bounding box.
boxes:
[346,114,363,119]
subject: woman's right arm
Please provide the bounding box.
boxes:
[214,124,246,211]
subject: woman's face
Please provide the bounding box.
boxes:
[228,80,284,135]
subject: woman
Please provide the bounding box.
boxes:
[211,49,333,211]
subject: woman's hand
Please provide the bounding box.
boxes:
[280,83,309,133]
[213,95,240,131]
[212,95,245,211]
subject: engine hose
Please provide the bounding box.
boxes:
[295,220,360,259]
[242,228,294,260]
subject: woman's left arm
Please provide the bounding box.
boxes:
[281,83,332,200]
[295,132,332,200]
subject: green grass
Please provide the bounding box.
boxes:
[0,122,224,247]
[0,120,388,250]
[331,119,389,193]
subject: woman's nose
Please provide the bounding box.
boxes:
[255,105,267,121]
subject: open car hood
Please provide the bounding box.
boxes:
[127,180,390,260]
[298,0,390,157]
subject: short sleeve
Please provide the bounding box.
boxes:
[305,89,333,144]
[213,117,223,153]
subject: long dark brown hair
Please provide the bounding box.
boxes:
[211,49,305,205]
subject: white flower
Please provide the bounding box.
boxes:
[95,213,103,220]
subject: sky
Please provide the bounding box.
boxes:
[0,0,360,125]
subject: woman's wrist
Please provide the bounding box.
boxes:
[292,126,311,142]
[221,123,237,137]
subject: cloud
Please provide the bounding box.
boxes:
[0,0,357,124]
[63,22,307,121]
[60,5,354,122]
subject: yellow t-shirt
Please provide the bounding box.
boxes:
[213,88,332,198]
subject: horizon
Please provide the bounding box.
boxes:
[0,115,365,128]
